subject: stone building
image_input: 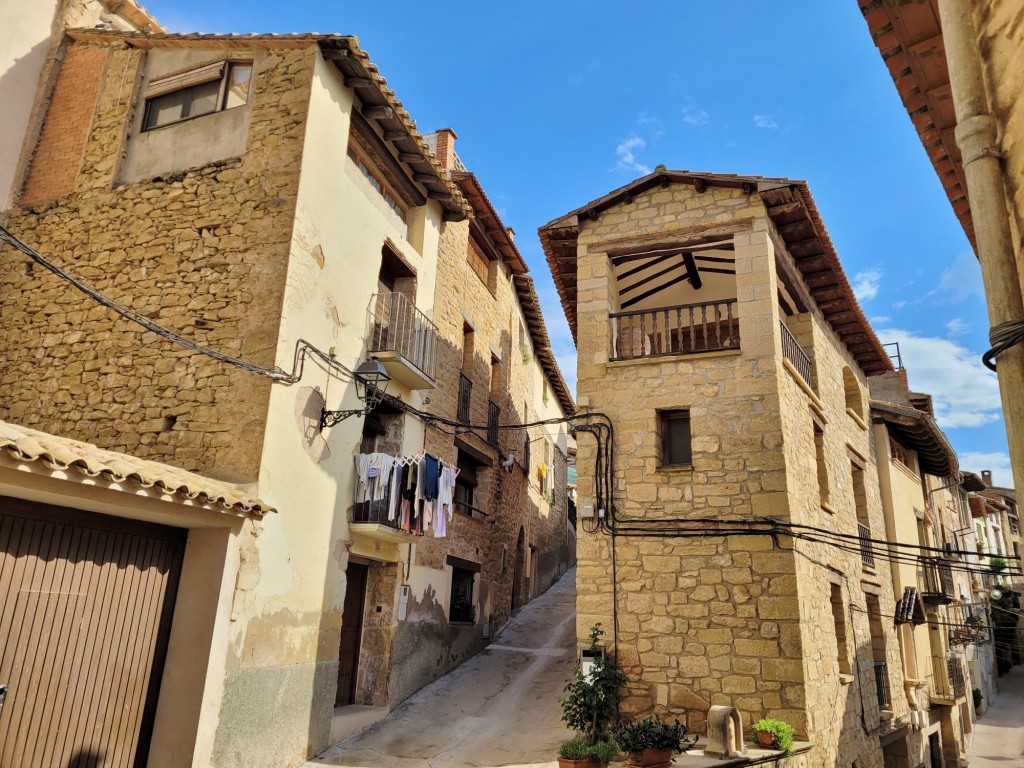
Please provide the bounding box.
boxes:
[869,369,978,766]
[541,169,909,766]
[0,14,571,768]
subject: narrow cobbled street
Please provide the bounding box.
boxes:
[308,569,576,768]
[968,665,1024,767]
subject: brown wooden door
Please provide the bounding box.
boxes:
[336,562,367,707]
[0,498,184,768]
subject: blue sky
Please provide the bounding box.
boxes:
[144,0,1010,485]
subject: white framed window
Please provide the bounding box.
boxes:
[143,61,252,131]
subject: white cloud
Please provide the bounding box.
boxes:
[753,114,778,129]
[637,112,658,125]
[870,315,891,325]
[852,268,883,303]
[682,106,709,126]
[945,318,969,337]
[876,327,1002,428]
[931,251,984,304]
[959,451,1014,488]
[892,300,907,310]
[614,135,650,174]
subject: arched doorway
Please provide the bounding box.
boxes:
[511,527,525,613]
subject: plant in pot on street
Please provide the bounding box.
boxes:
[558,624,627,767]
[611,716,696,767]
[973,687,984,711]
[753,718,794,756]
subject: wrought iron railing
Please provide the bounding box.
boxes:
[922,558,955,604]
[352,479,423,537]
[858,522,875,567]
[780,319,812,386]
[454,500,488,519]
[487,400,500,446]
[874,661,890,709]
[610,299,739,360]
[947,657,966,699]
[370,292,438,380]
[458,373,472,423]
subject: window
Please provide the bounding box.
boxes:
[829,582,852,675]
[455,450,482,517]
[813,419,830,508]
[462,323,474,373]
[843,367,864,418]
[658,410,691,467]
[347,146,407,221]
[467,238,491,287]
[490,354,501,395]
[449,565,476,623]
[143,61,252,131]
[889,436,916,473]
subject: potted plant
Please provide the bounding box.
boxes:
[558,624,626,767]
[753,718,794,756]
[611,716,695,768]
[973,687,984,715]
[990,556,1008,574]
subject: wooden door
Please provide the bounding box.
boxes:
[511,528,525,613]
[336,562,368,707]
[0,497,184,768]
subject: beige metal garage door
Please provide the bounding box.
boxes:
[0,498,185,768]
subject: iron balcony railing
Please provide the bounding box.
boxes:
[922,558,955,605]
[780,319,812,386]
[610,299,739,360]
[858,522,875,567]
[352,480,423,537]
[874,661,890,709]
[370,291,438,380]
[947,657,967,699]
[487,401,500,446]
[458,373,472,423]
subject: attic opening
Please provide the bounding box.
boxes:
[609,236,739,360]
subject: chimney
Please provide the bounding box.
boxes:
[506,227,516,241]
[982,470,993,486]
[433,127,458,172]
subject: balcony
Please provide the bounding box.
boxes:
[487,400,500,446]
[922,558,955,605]
[947,657,967,700]
[780,319,812,386]
[369,292,437,390]
[874,661,891,709]
[350,482,422,560]
[458,373,472,423]
[610,299,739,361]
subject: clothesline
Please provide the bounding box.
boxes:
[355,452,460,538]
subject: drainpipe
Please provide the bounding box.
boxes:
[936,0,1024,497]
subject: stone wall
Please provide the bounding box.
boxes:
[573,180,905,763]
[0,42,316,482]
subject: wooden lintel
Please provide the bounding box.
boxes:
[773,252,811,313]
[609,237,735,262]
[364,106,395,121]
[767,201,803,217]
[344,75,373,88]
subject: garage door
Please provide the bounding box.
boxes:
[0,498,185,768]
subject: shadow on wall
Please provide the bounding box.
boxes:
[0,38,51,208]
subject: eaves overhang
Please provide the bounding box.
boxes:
[870,400,958,478]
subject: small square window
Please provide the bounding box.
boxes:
[449,566,475,623]
[659,409,691,467]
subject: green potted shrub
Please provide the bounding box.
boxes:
[558,624,626,767]
[990,556,1008,574]
[611,716,695,767]
[753,718,794,756]
[973,687,984,715]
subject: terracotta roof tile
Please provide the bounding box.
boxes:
[0,420,272,515]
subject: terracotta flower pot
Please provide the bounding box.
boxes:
[557,758,595,768]
[627,746,674,767]
[755,730,778,749]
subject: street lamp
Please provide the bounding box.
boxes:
[319,360,392,431]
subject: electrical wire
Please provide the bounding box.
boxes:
[983,318,1024,371]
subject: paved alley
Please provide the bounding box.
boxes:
[967,665,1024,767]
[308,569,577,768]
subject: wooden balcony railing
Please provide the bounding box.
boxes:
[457,373,472,423]
[370,291,438,380]
[947,657,967,699]
[610,299,739,361]
[780,319,812,386]
[487,401,500,446]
